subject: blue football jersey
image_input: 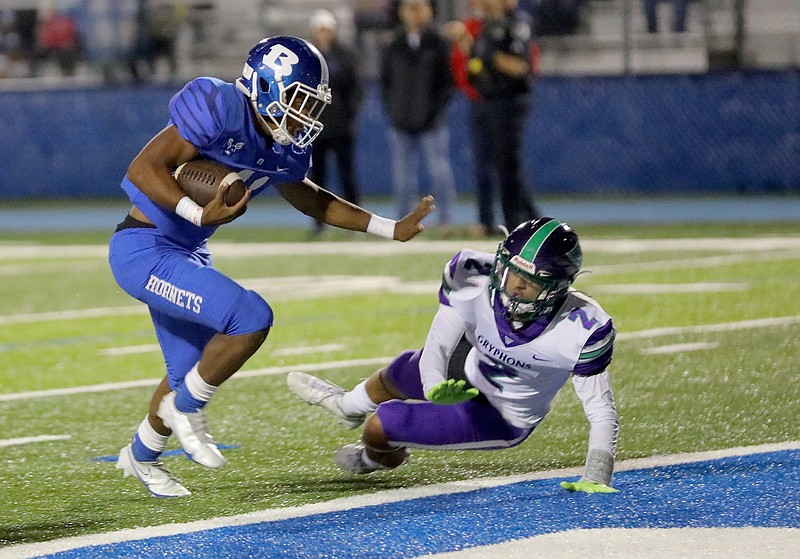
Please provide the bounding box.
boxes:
[121,77,313,248]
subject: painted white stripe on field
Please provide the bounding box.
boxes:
[98,343,348,358]
[0,357,391,402]
[0,434,71,448]
[3,440,798,559]
[0,276,427,325]
[1,237,798,262]
[272,344,344,356]
[0,261,104,276]
[3,316,799,401]
[98,344,161,356]
[0,305,146,325]
[585,249,800,276]
[616,315,800,341]
[640,342,720,355]
[592,282,748,294]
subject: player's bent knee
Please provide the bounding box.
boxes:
[225,290,274,335]
[362,415,389,450]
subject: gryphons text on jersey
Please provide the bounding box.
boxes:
[440,249,615,429]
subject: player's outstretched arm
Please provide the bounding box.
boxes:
[394,195,436,241]
[277,180,434,241]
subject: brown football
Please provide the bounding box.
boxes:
[174,159,247,207]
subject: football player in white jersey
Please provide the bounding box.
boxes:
[288,218,619,493]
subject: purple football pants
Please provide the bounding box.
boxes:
[376,349,533,450]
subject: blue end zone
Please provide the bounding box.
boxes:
[42,449,800,558]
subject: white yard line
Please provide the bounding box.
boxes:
[640,342,720,355]
[0,237,798,261]
[0,434,71,448]
[0,305,146,325]
[2,440,797,559]
[0,357,392,402]
[272,343,345,356]
[3,315,798,402]
[616,315,800,341]
[97,344,161,356]
[591,282,748,294]
[99,343,346,357]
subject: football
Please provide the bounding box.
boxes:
[174,159,247,207]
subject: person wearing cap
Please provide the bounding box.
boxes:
[307,9,364,237]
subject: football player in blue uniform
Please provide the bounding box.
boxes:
[289,218,619,493]
[111,35,435,497]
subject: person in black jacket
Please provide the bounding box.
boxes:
[380,0,456,229]
[450,0,541,234]
[307,9,364,236]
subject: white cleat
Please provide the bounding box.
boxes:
[334,443,381,475]
[157,391,226,469]
[286,371,365,429]
[116,444,191,498]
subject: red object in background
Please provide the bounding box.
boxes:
[37,13,78,50]
[450,17,483,101]
[450,16,540,102]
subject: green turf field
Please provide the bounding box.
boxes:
[1,222,798,548]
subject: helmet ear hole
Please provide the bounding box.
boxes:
[259,77,270,94]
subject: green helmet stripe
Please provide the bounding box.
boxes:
[519,219,561,262]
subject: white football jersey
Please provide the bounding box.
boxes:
[420,249,616,431]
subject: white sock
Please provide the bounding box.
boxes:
[339,380,377,416]
[185,363,217,403]
[137,417,168,453]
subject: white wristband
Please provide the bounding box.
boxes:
[175,196,204,226]
[367,215,396,239]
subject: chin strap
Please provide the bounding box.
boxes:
[270,127,293,146]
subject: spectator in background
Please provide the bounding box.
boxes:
[130,0,183,82]
[449,0,540,235]
[381,0,457,230]
[307,9,364,237]
[643,0,687,33]
[0,9,24,78]
[448,0,494,238]
[30,0,80,77]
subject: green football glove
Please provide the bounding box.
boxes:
[560,479,619,494]
[426,379,479,405]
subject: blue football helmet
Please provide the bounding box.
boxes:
[490,218,583,322]
[236,35,331,148]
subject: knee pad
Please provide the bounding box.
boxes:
[224,289,274,335]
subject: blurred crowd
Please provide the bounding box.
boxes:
[0,0,596,82]
[0,0,191,82]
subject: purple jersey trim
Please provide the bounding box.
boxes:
[573,319,615,377]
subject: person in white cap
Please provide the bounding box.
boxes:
[307,8,364,237]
